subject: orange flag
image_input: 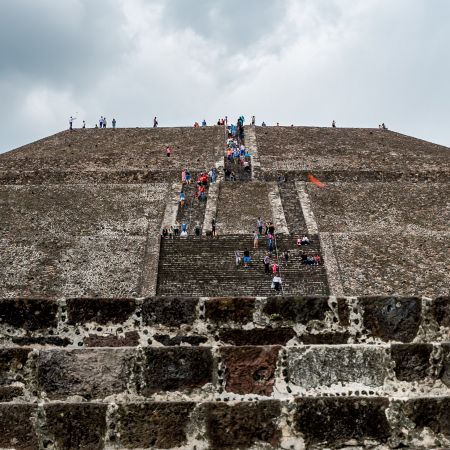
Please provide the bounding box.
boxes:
[307,173,326,188]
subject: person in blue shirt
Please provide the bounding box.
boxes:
[180,191,185,207]
[202,119,207,127]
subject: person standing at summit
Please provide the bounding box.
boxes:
[154,117,158,127]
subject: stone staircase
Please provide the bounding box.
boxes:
[175,182,209,235]
[278,181,308,235]
[224,156,252,182]
[156,234,329,297]
[0,296,448,449]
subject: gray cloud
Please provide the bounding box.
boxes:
[0,0,449,153]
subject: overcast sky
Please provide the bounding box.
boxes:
[1,0,449,153]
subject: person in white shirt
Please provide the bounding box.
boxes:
[272,274,282,292]
[69,116,76,130]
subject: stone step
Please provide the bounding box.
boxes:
[1,397,449,449]
[278,180,308,234]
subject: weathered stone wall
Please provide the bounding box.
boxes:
[255,126,450,181]
[0,127,225,184]
[0,296,448,448]
[0,184,167,298]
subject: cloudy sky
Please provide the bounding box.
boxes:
[1,0,449,153]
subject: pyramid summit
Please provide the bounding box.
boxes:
[0,123,449,449]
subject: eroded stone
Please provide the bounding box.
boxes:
[431,297,450,328]
[391,344,432,382]
[294,397,391,446]
[0,404,38,450]
[204,401,281,449]
[205,297,255,324]
[220,346,280,396]
[0,348,31,384]
[288,346,388,389]
[141,347,212,395]
[0,298,58,330]
[218,328,295,346]
[142,297,198,327]
[67,298,136,325]
[36,349,133,399]
[84,331,140,347]
[45,403,107,450]
[116,402,194,449]
[361,297,421,342]
[263,296,330,323]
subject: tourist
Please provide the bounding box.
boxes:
[297,236,310,246]
[185,169,191,184]
[153,117,158,127]
[314,255,321,265]
[202,119,207,127]
[272,261,278,274]
[181,222,188,237]
[235,250,242,267]
[268,223,275,235]
[211,218,216,236]
[332,120,336,128]
[69,116,76,130]
[272,273,282,293]
[182,169,186,184]
[284,250,289,266]
[82,120,86,129]
[267,234,274,252]
[257,217,263,235]
[103,117,107,128]
[243,249,251,268]
[161,227,168,239]
[261,121,266,126]
[194,223,201,237]
[194,122,200,128]
[253,231,259,249]
[112,118,117,129]
[168,226,173,239]
[263,254,271,274]
[179,191,185,207]
[173,221,180,237]
[166,146,172,157]
[251,115,256,126]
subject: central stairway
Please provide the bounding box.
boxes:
[156,235,329,297]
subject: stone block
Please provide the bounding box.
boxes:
[116,402,195,449]
[142,297,198,327]
[337,297,350,326]
[403,397,450,437]
[0,348,30,384]
[153,334,207,346]
[218,328,295,346]
[294,397,391,446]
[12,336,71,346]
[0,298,58,330]
[205,297,255,324]
[431,297,450,327]
[44,403,107,450]
[391,344,433,382]
[263,296,330,324]
[84,331,140,347]
[0,386,24,401]
[67,298,136,325]
[204,401,281,449]
[0,404,38,450]
[440,343,450,387]
[36,349,134,399]
[299,332,350,344]
[360,297,421,342]
[288,346,388,389]
[141,347,212,395]
[220,346,280,396]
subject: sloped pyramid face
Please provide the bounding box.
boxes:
[0,125,449,449]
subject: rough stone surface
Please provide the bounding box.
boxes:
[294,397,391,446]
[0,298,57,330]
[432,296,450,327]
[205,297,255,324]
[84,331,140,347]
[263,296,330,323]
[288,346,388,389]
[299,332,350,345]
[142,297,198,327]
[67,298,136,325]
[116,402,195,449]
[220,346,280,396]
[0,404,38,450]
[0,127,224,183]
[361,296,422,342]
[218,328,295,346]
[153,334,207,346]
[0,386,24,401]
[0,348,30,384]
[403,397,450,438]
[44,403,107,450]
[141,347,213,395]
[204,401,281,449]
[36,349,133,399]
[216,182,273,235]
[391,344,433,382]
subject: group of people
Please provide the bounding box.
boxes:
[68,116,117,130]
